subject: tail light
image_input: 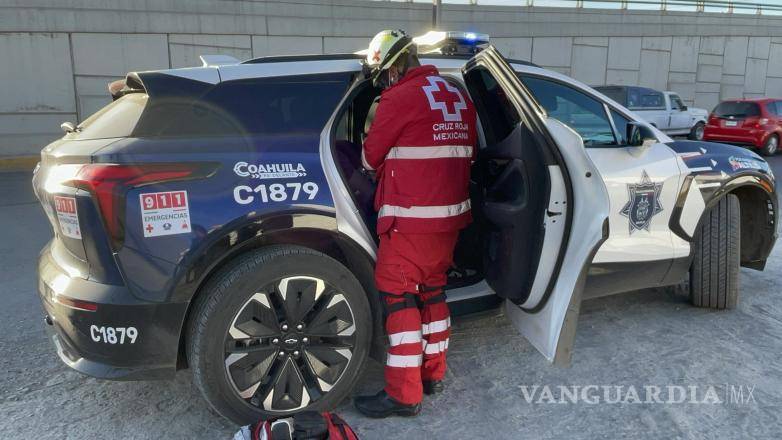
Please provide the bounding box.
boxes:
[64,163,218,248]
[55,295,98,312]
[758,118,769,126]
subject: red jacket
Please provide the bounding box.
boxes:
[362,65,477,235]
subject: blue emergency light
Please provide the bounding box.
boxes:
[413,31,490,55]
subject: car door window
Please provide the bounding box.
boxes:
[520,75,618,147]
[609,109,631,144]
[472,68,521,145]
[671,95,685,111]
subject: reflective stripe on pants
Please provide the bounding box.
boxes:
[377,231,458,405]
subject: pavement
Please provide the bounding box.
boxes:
[1,156,781,440]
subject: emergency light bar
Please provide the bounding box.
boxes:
[413,31,490,55]
[354,31,490,57]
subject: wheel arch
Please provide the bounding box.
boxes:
[670,172,777,269]
[692,180,776,270]
[172,212,382,370]
[727,184,777,269]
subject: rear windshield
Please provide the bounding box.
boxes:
[713,101,761,118]
[133,73,352,138]
[628,88,665,110]
[70,93,148,140]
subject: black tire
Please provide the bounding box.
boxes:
[187,245,371,425]
[760,134,778,156]
[688,121,705,141]
[689,194,740,309]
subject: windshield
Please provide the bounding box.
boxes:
[713,101,760,118]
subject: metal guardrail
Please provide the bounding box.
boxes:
[423,0,782,15]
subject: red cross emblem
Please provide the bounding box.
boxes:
[422,76,467,122]
[372,50,381,63]
[146,224,154,233]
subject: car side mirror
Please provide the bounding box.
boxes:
[626,122,657,148]
[681,105,688,111]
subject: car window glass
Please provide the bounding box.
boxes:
[671,95,685,110]
[640,92,665,109]
[627,88,641,109]
[595,87,626,106]
[769,102,782,116]
[713,101,760,118]
[134,73,352,138]
[610,109,631,145]
[520,75,617,147]
[71,93,148,140]
[464,67,521,146]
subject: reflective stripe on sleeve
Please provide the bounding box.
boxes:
[422,317,451,335]
[386,145,473,160]
[378,200,470,219]
[388,330,422,347]
[386,353,423,368]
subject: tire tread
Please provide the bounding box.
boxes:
[689,195,740,309]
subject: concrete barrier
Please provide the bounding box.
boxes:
[3,0,782,159]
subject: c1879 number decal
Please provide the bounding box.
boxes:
[233,182,319,205]
[90,325,138,344]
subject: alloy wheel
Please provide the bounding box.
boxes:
[223,276,356,412]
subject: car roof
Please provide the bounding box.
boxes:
[197,52,542,83]
[241,52,539,68]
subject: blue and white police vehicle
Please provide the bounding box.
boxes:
[33,31,778,423]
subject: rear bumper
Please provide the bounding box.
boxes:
[38,242,187,381]
[703,127,767,148]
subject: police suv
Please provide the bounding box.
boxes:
[33,32,778,424]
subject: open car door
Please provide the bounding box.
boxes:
[462,47,610,365]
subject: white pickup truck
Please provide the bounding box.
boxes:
[595,86,709,140]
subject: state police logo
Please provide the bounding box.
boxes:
[620,170,663,234]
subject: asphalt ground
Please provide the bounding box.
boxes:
[1,156,780,439]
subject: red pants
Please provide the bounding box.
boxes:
[375,230,459,405]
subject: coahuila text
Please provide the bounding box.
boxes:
[234,162,307,179]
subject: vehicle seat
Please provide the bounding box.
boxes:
[334,140,376,226]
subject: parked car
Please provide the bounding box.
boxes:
[703,98,782,156]
[595,85,709,140]
[33,33,777,424]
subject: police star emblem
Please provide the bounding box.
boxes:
[620,170,664,234]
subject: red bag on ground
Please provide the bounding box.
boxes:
[234,411,358,440]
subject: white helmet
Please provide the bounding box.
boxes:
[365,30,414,83]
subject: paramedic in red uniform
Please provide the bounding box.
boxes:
[353,30,477,418]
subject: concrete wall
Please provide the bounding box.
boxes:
[3,0,782,156]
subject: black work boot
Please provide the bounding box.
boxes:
[423,380,444,395]
[354,390,421,418]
